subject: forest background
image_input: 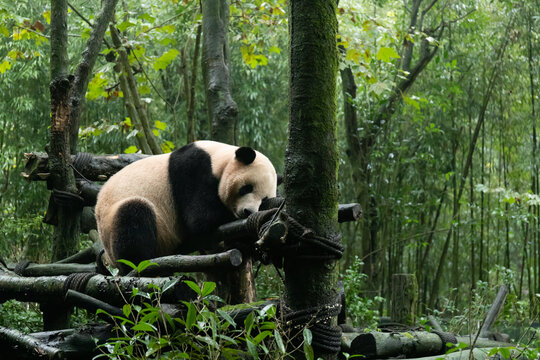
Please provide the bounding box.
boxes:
[0,0,538,338]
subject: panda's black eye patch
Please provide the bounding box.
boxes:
[238,184,254,196]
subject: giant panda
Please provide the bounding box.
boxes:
[95,140,278,273]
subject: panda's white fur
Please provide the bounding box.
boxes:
[95,140,277,272]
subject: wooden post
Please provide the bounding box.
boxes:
[391,273,418,325]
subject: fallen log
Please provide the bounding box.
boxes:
[340,331,514,359]
[29,325,112,360]
[0,274,195,306]
[12,263,97,277]
[0,325,64,360]
[22,152,148,182]
[126,249,243,277]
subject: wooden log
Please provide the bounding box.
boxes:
[22,152,148,182]
[80,206,96,234]
[399,348,513,360]
[391,273,418,325]
[345,331,447,358]
[65,289,123,321]
[341,331,513,359]
[478,284,509,338]
[337,203,362,222]
[126,249,243,277]
[55,238,103,264]
[0,325,63,360]
[15,263,97,277]
[30,325,112,360]
[0,274,195,306]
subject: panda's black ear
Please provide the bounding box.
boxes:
[235,147,256,165]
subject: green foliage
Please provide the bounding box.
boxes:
[96,280,293,360]
[0,300,43,333]
[342,257,385,329]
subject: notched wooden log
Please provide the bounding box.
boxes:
[0,274,195,306]
[127,249,244,277]
[22,152,148,182]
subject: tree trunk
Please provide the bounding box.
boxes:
[110,26,162,154]
[187,22,202,143]
[202,0,238,143]
[285,1,340,359]
[49,0,79,263]
[428,18,513,308]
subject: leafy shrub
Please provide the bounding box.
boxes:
[96,261,301,359]
[342,256,385,329]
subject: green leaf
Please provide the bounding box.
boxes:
[0,25,9,37]
[303,341,314,360]
[117,259,137,270]
[201,282,216,297]
[346,48,361,63]
[136,260,158,273]
[184,280,202,296]
[43,10,51,24]
[244,312,255,336]
[185,302,196,330]
[217,309,237,328]
[153,49,180,70]
[274,329,286,353]
[122,304,131,318]
[139,13,156,23]
[246,338,258,359]
[253,331,272,345]
[269,46,281,54]
[124,146,138,154]
[0,60,11,74]
[154,120,167,130]
[117,20,136,32]
[303,328,313,345]
[376,47,400,62]
[499,347,511,359]
[132,322,156,332]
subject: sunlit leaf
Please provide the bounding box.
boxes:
[124,146,139,154]
[376,46,400,62]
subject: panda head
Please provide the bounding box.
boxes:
[218,146,277,219]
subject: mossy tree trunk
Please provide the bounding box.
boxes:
[48,0,118,261]
[201,0,253,304]
[202,0,238,143]
[46,0,117,329]
[49,0,79,263]
[285,1,340,359]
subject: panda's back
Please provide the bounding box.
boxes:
[96,153,180,256]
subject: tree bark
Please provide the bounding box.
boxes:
[285,1,340,359]
[110,25,162,154]
[23,152,149,182]
[0,274,194,306]
[186,22,202,143]
[202,0,238,143]
[428,18,513,307]
[49,0,79,265]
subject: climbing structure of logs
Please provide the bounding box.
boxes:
[6,151,517,359]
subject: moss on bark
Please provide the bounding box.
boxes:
[284,1,340,359]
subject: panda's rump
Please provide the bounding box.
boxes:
[96,154,180,263]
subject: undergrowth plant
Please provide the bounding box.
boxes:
[95,260,311,359]
[342,256,385,329]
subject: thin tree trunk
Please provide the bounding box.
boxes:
[428,18,513,308]
[285,1,340,359]
[47,0,117,330]
[110,26,162,154]
[187,22,202,143]
[202,0,238,143]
